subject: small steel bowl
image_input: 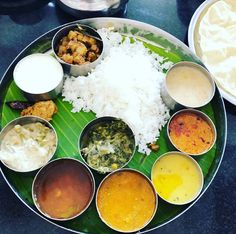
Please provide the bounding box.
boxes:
[151,151,204,205]
[32,158,95,221]
[161,61,215,110]
[56,0,129,18]
[167,109,217,156]
[78,116,136,174]
[0,116,58,172]
[13,53,64,102]
[52,23,104,77]
[96,168,158,233]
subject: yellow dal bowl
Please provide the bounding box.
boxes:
[151,151,203,205]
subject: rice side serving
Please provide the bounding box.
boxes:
[62,29,172,154]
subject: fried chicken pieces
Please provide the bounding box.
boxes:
[21,100,57,121]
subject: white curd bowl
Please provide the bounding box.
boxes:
[13,53,64,102]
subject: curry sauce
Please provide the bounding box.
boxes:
[169,111,215,154]
[97,170,156,232]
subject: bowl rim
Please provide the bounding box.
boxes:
[167,108,217,156]
[31,157,96,221]
[0,115,58,173]
[151,151,204,206]
[96,168,158,233]
[78,116,136,174]
[51,22,104,68]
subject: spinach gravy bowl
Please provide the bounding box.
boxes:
[32,158,95,221]
[78,117,136,174]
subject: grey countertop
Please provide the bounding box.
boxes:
[0,0,236,233]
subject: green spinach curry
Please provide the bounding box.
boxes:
[80,119,135,173]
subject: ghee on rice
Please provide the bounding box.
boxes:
[62,29,172,154]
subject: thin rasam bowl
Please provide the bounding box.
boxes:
[151,151,204,205]
[0,116,58,173]
[52,23,104,77]
[167,109,217,156]
[32,158,95,221]
[78,116,136,174]
[96,168,158,233]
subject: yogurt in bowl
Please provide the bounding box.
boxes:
[13,53,64,102]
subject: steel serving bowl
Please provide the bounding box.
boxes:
[13,53,64,102]
[56,0,129,18]
[78,116,136,174]
[161,61,215,110]
[32,158,96,221]
[0,116,58,173]
[96,168,158,233]
[151,151,204,205]
[52,23,104,77]
[167,109,217,156]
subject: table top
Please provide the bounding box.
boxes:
[0,0,235,234]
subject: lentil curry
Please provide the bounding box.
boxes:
[97,170,156,232]
[151,152,203,205]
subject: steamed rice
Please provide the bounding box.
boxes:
[62,29,172,154]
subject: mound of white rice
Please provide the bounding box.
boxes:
[62,29,172,154]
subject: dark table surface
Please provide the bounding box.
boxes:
[0,0,235,234]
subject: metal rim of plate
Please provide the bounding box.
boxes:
[0,17,227,234]
[188,0,236,105]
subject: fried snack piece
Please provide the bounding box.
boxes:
[21,100,57,121]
